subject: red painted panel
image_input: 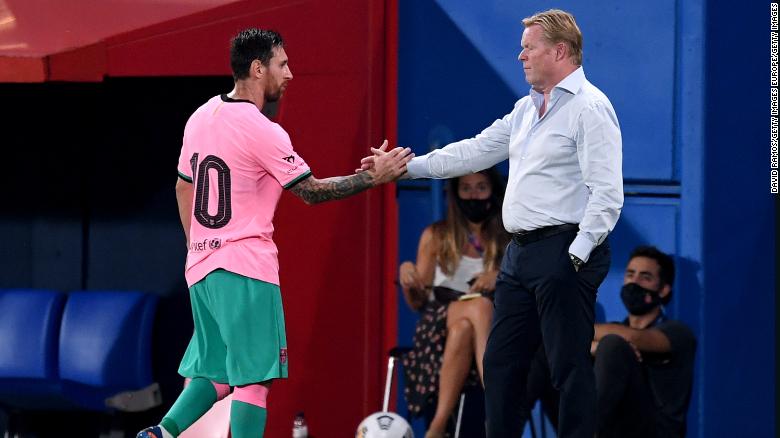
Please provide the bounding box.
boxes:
[272,99,381,433]
[0,56,46,82]
[382,0,400,411]
[269,70,391,435]
[47,43,106,82]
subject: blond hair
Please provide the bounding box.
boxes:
[522,9,583,65]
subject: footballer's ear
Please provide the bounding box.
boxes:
[250,59,265,78]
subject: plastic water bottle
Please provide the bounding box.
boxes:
[292,411,308,438]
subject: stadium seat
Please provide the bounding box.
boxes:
[59,290,161,412]
[0,289,69,410]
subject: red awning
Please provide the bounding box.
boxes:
[0,0,243,82]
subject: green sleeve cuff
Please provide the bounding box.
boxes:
[284,170,312,189]
[178,171,193,183]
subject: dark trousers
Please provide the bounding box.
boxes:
[523,345,560,432]
[594,334,657,438]
[521,334,660,438]
[483,229,610,438]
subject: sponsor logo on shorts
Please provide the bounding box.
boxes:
[280,348,288,365]
[190,238,223,252]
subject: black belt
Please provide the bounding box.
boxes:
[512,223,578,246]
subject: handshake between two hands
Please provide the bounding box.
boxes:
[354,140,415,184]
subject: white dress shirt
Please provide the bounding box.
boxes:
[406,67,623,262]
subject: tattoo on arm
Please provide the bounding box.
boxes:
[289,172,375,204]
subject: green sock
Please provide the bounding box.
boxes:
[161,377,218,436]
[230,400,268,438]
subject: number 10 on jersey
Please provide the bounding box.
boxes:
[190,153,232,229]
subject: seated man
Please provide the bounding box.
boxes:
[523,246,697,438]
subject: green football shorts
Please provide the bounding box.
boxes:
[178,269,288,385]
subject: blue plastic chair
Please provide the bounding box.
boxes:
[0,289,69,410]
[59,290,159,412]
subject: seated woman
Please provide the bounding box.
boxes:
[399,168,509,438]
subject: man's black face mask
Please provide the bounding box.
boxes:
[620,283,662,316]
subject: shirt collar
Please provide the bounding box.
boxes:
[555,66,586,95]
[530,88,545,111]
[528,66,585,110]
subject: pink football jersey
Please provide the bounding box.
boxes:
[177,95,311,287]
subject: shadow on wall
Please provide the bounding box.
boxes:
[0,76,233,294]
[398,0,519,162]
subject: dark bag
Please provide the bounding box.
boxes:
[432,286,464,304]
[433,286,493,305]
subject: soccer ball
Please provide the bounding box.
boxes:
[355,412,414,438]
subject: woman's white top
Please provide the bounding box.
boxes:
[431,255,484,298]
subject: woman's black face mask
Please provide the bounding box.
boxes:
[456,196,497,223]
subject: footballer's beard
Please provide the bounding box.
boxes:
[265,82,287,103]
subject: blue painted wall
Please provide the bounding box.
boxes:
[699,1,775,436]
[397,1,775,436]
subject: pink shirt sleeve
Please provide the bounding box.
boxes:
[249,121,312,189]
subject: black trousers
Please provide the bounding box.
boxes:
[594,334,658,438]
[483,229,610,437]
[521,335,659,438]
[523,345,560,432]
